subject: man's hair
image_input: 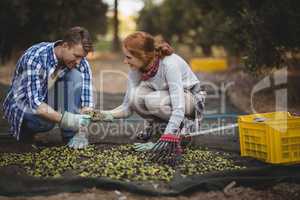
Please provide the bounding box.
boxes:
[63,26,93,53]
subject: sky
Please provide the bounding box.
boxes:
[103,0,145,16]
[103,0,164,16]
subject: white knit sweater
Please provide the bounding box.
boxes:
[118,53,200,134]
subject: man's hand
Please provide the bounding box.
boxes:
[36,103,62,123]
[60,111,91,131]
[80,107,93,114]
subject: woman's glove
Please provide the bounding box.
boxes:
[83,110,114,122]
[100,112,114,122]
[150,133,182,166]
[133,142,156,152]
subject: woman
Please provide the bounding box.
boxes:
[101,32,205,160]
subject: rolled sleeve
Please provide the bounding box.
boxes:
[25,61,44,111]
[80,59,94,108]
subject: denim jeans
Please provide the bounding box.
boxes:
[19,69,83,142]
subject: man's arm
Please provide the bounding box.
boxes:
[80,107,93,114]
[36,103,62,123]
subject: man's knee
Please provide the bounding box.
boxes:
[30,120,55,132]
[60,69,82,112]
[64,69,82,83]
[43,122,56,132]
[22,118,55,134]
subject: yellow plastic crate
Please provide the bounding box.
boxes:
[190,58,228,73]
[238,112,300,164]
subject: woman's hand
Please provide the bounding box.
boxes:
[100,111,114,121]
[83,110,114,122]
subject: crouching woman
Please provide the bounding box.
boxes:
[101,32,205,152]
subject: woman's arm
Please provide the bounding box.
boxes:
[101,88,133,118]
[102,104,132,118]
[164,61,185,134]
[102,69,141,118]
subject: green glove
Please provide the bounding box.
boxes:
[133,142,156,152]
[101,112,114,122]
[67,132,89,149]
[60,111,91,131]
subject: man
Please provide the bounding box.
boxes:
[3,26,94,149]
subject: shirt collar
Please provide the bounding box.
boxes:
[50,41,61,66]
[48,41,61,76]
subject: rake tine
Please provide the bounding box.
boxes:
[170,134,181,166]
[156,149,166,163]
[150,141,166,160]
[151,141,164,152]
[161,142,173,164]
[170,141,178,166]
[164,141,175,165]
[151,150,163,162]
[154,142,169,161]
[158,141,168,152]
[165,142,173,164]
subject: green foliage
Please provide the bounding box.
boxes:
[95,38,112,52]
[0,0,108,63]
[138,0,300,70]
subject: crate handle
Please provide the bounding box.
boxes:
[253,117,266,122]
[291,112,300,117]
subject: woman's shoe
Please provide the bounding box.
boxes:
[136,121,154,141]
[136,121,167,142]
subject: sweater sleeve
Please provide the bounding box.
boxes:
[109,69,140,118]
[163,61,185,134]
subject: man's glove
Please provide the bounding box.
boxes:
[67,132,89,149]
[60,111,91,131]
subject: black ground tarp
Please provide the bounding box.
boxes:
[1,164,300,197]
[0,117,299,197]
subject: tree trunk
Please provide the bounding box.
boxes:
[112,0,120,52]
[202,45,212,57]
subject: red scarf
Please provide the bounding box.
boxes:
[141,57,160,81]
[140,42,173,81]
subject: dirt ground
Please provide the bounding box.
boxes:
[197,65,300,114]
[1,52,300,199]
[0,183,300,200]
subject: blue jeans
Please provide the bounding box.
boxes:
[20,69,83,142]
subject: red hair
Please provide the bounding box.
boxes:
[123,32,173,65]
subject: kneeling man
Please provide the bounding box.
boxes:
[3,26,94,149]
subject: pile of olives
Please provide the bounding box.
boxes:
[0,145,245,182]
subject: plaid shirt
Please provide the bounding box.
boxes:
[3,42,94,140]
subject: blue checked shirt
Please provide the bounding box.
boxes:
[3,42,94,140]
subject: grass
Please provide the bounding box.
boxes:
[94,38,112,52]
